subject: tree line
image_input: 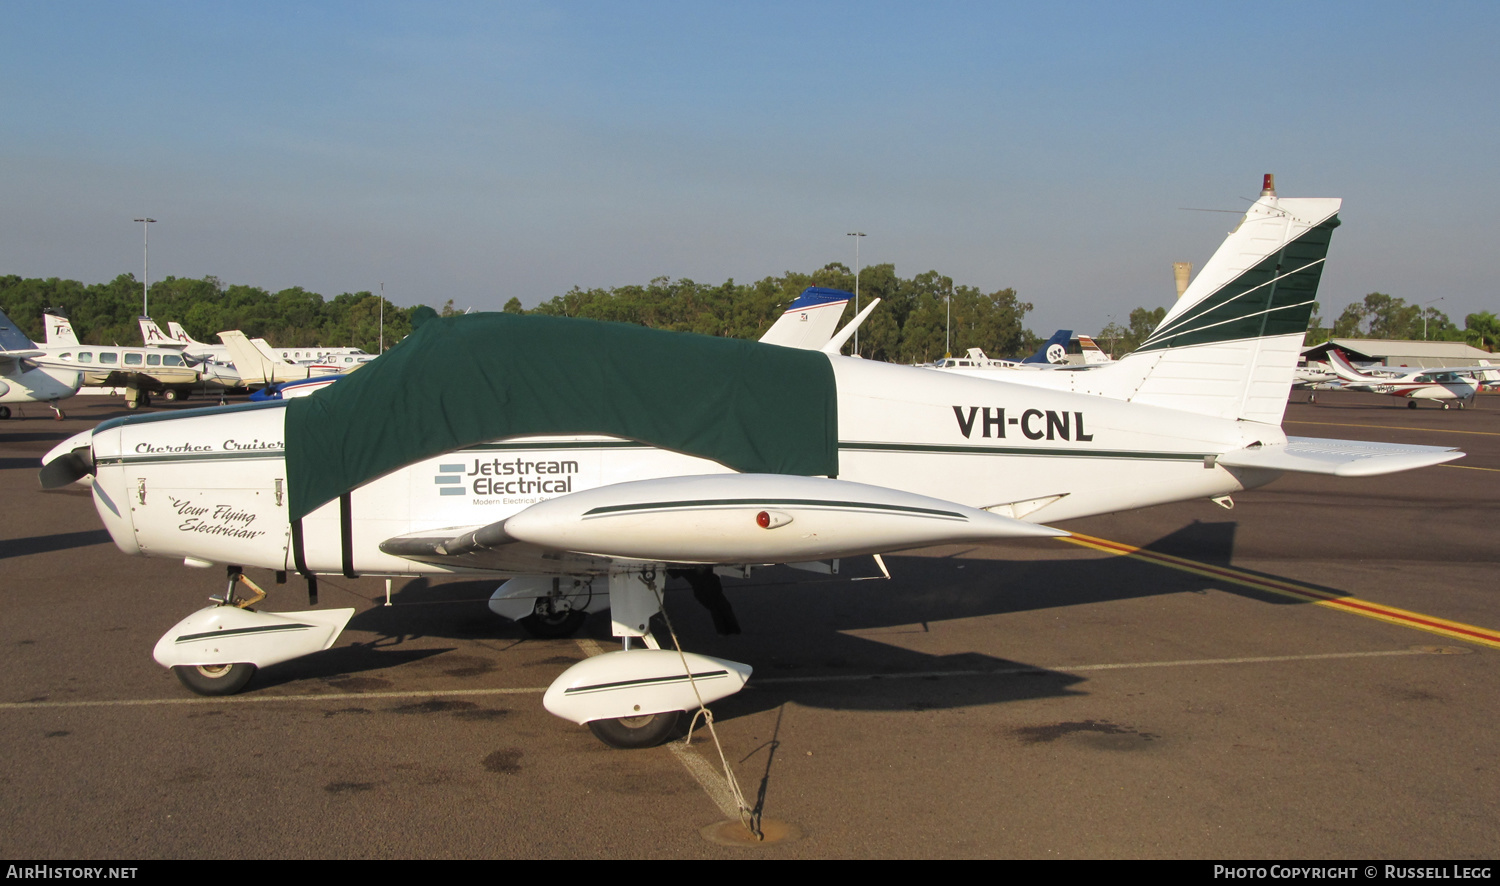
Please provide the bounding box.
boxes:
[1311,293,1498,350]
[4,270,1490,361]
[508,263,1039,363]
[3,264,1041,363]
[0,273,412,355]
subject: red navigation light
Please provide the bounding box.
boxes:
[756,511,771,529]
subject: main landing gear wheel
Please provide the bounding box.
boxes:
[520,606,588,639]
[0,406,10,419]
[1408,400,1419,409]
[587,710,682,749]
[172,662,257,696]
[163,389,181,402]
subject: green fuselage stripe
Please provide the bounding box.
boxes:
[839,442,1208,461]
[175,623,312,643]
[583,499,967,519]
[100,451,284,467]
[102,441,1210,471]
[564,670,731,695]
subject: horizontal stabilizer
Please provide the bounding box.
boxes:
[1215,437,1463,477]
[821,297,882,355]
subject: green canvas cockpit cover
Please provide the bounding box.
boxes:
[284,312,840,521]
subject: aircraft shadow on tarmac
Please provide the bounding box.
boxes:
[0,528,113,561]
[0,431,73,447]
[256,520,1355,720]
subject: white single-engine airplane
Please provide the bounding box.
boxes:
[42,178,1466,749]
[1326,349,1486,409]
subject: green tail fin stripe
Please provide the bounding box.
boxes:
[1137,216,1339,352]
[1146,259,1323,344]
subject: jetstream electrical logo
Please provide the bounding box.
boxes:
[434,463,466,496]
[434,457,580,497]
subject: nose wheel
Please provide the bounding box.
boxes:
[587,710,683,749]
[172,662,257,696]
[520,603,588,639]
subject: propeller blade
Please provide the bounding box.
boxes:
[39,446,94,489]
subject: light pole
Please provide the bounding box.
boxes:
[133,217,156,317]
[1421,296,1445,341]
[945,292,951,358]
[846,232,865,355]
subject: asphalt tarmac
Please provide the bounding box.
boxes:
[1,391,1495,859]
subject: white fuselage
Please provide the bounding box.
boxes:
[1,359,82,404]
[31,344,209,389]
[84,356,1278,577]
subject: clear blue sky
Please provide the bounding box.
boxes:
[3,1,1496,335]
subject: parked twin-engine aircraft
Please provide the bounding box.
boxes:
[25,309,237,407]
[42,178,1465,749]
[1326,349,1486,408]
[0,308,81,419]
[217,330,350,387]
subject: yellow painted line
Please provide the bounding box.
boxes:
[1059,532,1500,650]
[1440,464,1500,472]
[1285,420,1500,437]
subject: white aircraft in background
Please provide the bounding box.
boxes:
[0,308,81,419]
[138,317,244,390]
[217,330,350,387]
[1326,349,1484,409]
[163,319,369,366]
[930,330,1078,372]
[22,309,224,408]
[42,177,1465,751]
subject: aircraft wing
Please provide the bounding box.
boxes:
[0,348,45,370]
[1,349,55,377]
[1423,364,1500,377]
[1215,436,1463,477]
[380,473,1068,571]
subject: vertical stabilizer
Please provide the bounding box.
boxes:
[217,330,282,384]
[2,308,40,351]
[1022,330,1073,364]
[168,322,205,347]
[1121,181,1341,424]
[43,310,79,347]
[139,317,181,348]
[760,287,852,350]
